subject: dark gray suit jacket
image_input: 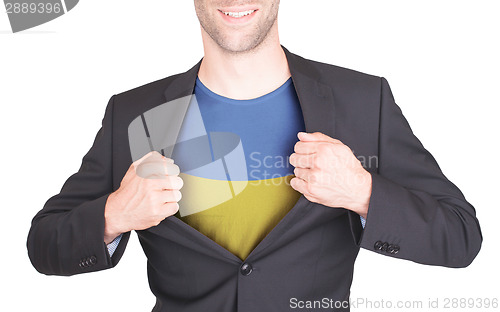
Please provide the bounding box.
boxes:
[27,46,482,311]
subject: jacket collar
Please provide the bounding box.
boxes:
[163,45,336,137]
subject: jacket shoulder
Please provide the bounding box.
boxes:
[113,73,181,104]
[291,52,383,90]
[109,70,192,125]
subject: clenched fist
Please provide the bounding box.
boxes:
[289,132,372,219]
[103,151,184,244]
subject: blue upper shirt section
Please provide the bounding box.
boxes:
[192,77,306,181]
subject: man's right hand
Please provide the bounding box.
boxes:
[103,151,183,244]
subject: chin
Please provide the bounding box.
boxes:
[219,36,259,53]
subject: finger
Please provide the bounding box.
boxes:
[160,190,182,203]
[290,177,318,200]
[298,131,342,144]
[146,175,183,191]
[162,202,180,217]
[164,162,180,176]
[126,152,155,178]
[294,141,319,154]
[294,168,324,185]
[290,176,306,192]
[136,162,164,179]
[164,157,174,164]
[289,153,316,168]
[123,151,159,183]
[136,160,180,179]
[160,175,184,190]
[133,151,161,167]
[293,167,311,182]
[290,177,311,196]
[133,151,174,169]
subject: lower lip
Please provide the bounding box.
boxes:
[218,9,258,24]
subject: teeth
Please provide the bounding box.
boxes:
[222,10,255,18]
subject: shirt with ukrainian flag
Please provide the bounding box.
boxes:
[172,76,305,260]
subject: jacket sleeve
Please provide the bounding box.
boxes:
[351,77,482,268]
[27,95,130,276]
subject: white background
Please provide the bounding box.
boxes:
[1,0,499,311]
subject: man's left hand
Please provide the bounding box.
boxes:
[289,132,372,219]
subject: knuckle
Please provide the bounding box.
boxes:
[315,155,327,169]
[166,176,177,190]
[296,157,304,167]
[172,164,180,173]
[164,157,174,164]
[336,145,350,157]
[317,143,331,155]
[300,156,310,168]
[166,163,180,176]
[293,142,301,153]
[175,176,184,189]
[166,176,176,187]
[166,176,181,189]
[174,190,182,201]
[142,177,156,188]
[308,154,319,168]
[161,190,181,203]
[161,177,172,190]
[309,169,320,184]
[165,202,179,215]
[152,218,162,227]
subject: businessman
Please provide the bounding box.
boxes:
[27,1,482,311]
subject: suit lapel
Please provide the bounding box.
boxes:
[283,46,337,137]
[163,60,201,102]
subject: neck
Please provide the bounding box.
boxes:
[197,23,291,100]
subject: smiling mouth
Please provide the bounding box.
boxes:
[218,9,257,18]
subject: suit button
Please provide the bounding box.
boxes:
[240,263,253,276]
[374,241,383,250]
[89,256,97,265]
[381,242,389,252]
[387,244,395,254]
[79,259,87,268]
[387,244,400,254]
[393,245,400,254]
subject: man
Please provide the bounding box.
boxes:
[27,0,482,311]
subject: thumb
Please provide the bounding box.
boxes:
[297,132,341,143]
[133,151,159,167]
[132,151,172,170]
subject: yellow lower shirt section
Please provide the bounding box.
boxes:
[178,174,301,260]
